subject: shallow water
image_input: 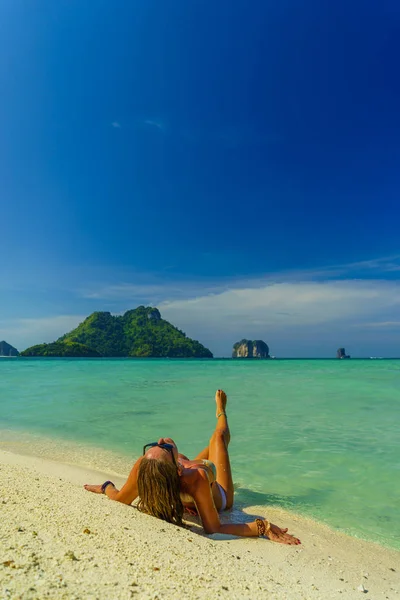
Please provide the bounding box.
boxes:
[1,358,399,549]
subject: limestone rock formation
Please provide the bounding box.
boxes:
[337,347,351,359]
[147,308,161,321]
[232,339,270,358]
[0,341,19,356]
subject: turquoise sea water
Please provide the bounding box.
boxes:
[1,358,399,550]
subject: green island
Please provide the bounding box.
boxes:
[20,306,213,358]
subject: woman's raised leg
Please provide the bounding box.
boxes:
[205,390,234,509]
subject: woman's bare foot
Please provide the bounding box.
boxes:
[84,484,103,494]
[215,389,227,417]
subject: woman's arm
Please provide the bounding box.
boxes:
[212,520,300,544]
[84,456,143,505]
[193,472,300,544]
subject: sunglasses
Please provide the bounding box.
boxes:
[143,442,177,466]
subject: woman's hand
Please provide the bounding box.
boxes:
[84,484,103,494]
[265,521,301,545]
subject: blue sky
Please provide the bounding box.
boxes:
[1,0,400,357]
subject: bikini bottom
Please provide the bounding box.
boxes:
[215,481,227,511]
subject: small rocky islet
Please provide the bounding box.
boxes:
[232,339,270,358]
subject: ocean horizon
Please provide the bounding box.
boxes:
[2,355,400,360]
[1,357,399,551]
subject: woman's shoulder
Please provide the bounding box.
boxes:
[178,457,200,467]
[180,464,209,490]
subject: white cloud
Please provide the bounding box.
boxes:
[344,255,400,273]
[144,119,164,131]
[78,254,400,305]
[80,281,222,302]
[0,315,86,351]
[82,283,178,300]
[155,280,400,356]
[111,121,121,128]
[160,280,400,331]
[354,321,400,328]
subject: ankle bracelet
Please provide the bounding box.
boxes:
[217,412,226,418]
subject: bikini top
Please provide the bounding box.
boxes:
[179,459,217,505]
[199,459,217,484]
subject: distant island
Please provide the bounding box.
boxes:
[337,347,351,359]
[232,339,270,358]
[0,340,19,357]
[20,307,213,358]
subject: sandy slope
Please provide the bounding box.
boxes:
[0,449,399,600]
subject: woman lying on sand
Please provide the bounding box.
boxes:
[85,390,300,544]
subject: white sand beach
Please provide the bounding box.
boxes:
[1,447,399,600]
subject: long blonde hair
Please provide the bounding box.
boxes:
[137,457,184,526]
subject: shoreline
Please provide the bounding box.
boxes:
[1,444,399,599]
[0,428,399,551]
